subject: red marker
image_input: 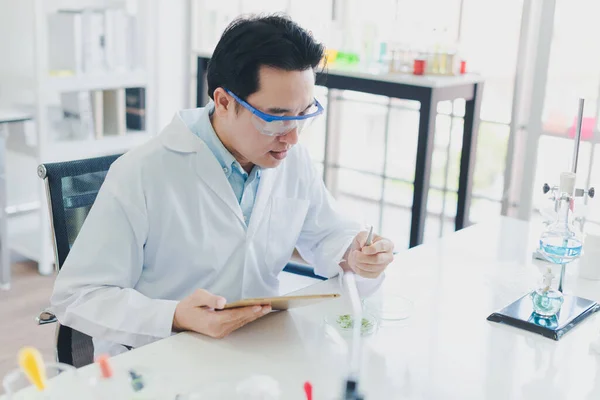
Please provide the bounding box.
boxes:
[304,381,313,400]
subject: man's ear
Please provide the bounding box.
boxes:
[212,88,233,115]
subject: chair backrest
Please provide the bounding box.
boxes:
[39,154,122,269]
[38,154,122,367]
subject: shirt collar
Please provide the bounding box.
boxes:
[201,104,241,174]
[173,102,262,179]
[204,103,263,179]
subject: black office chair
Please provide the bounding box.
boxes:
[37,153,324,367]
[37,154,122,367]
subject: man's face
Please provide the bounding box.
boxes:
[225,66,316,169]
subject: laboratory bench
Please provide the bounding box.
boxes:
[6,217,599,399]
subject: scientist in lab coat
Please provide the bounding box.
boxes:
[51,15,395,357]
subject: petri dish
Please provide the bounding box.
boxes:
[363,295,414,321]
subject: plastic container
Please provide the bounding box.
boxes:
[413,59,426,75]
[3,363,85,400]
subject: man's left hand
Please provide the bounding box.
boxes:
[343,230,395,279]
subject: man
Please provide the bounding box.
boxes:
[51,15,395,357]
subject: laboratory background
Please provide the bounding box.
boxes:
[1,0,600,398]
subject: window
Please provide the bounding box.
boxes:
[542,0,600,137]
[460,0,523,124]
[532,0,600,225]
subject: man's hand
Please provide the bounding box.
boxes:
[173,289,271,339]
[342,230,395,279]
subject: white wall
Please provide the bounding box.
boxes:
[155,0,190,131]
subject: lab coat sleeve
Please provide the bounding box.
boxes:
[50,170,178,349]
[294,162,361,279]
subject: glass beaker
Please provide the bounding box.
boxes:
[538,175,583,265]
[538,173,583,295]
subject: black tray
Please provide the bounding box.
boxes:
[488,293,600,340]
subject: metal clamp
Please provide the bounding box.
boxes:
[542,183,594,198]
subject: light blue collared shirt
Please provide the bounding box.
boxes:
[189,104,261,225]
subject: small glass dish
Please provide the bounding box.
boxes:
[363,295,414,321]
[323,311,379,337]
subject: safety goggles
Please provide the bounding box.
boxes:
[226,89,324,137]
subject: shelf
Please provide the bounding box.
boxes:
[6,201,40,216]
[44,132,151,162]
[0,1,157,282]
[44,71,148,92]
[0,108,33,124]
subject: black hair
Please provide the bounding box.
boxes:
[206,14,325,104]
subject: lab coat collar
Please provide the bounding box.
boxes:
[159,108,244,225]
[159,108,209,153]
[194,146,247,226]
[159,107,277,232]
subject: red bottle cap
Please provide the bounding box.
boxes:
[304,381,313,400]
[96,355,113,379]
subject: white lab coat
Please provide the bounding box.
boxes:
[51,106,371,356]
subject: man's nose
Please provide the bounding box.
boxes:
[279,127,299,145]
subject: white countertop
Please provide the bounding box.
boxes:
[196,51,484,89]
[4,217,600,399]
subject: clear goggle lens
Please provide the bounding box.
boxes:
[251,116,318,136]
[253,102,322,137]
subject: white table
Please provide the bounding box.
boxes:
[5,217,600,399]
